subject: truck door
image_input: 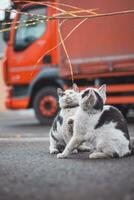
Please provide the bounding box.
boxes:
[7,4,56,84]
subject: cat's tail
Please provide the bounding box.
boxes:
[130,139,134,155]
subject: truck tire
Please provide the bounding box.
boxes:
[33,87,59,125]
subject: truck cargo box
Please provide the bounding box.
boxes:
[58,0,134,79]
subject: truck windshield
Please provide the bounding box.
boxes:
[14,6,47,51]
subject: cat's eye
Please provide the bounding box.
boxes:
[60,93,65,97]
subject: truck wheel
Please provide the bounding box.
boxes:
[33,87,59,125]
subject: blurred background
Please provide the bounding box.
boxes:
[0,0,134,124]
[0,0,9,111]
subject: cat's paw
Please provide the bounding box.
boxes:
[72,149,78,154]
[57,153,67,159]
[78,145,91,152]
[50,148,59,154]
[89,152,108,159]
[89,153,98,159]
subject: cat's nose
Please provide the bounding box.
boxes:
[66,98,72,103]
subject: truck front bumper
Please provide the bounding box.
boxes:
[5,97,30,109]
[5,85,30,109]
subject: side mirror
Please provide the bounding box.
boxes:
[2,9,12,43]
[3,30,10,42]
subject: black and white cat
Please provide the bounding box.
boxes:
[57,84,133,159]
[49,84,90,154]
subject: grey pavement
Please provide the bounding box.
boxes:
[0,110,134,200]
[0,110,50,138]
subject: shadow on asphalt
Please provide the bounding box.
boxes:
[5,123,50,128]
[49,151,134,162]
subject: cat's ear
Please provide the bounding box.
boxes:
[89,90,96,105]
[57,88,64,96]
[98,84,107,104]
[82,89,94,103]
[72,83,79,92]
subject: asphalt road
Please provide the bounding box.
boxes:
[0,110,134,200]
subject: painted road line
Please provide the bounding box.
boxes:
[0,137,133,142]
[0,137,49,142]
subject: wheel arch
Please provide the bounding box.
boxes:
[28,68,65,108]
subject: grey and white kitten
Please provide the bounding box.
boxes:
[49,84,90,154]
[57,84,133,159]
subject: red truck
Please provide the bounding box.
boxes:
[2,0,134,124]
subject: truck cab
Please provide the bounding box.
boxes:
[3,1,64,124]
